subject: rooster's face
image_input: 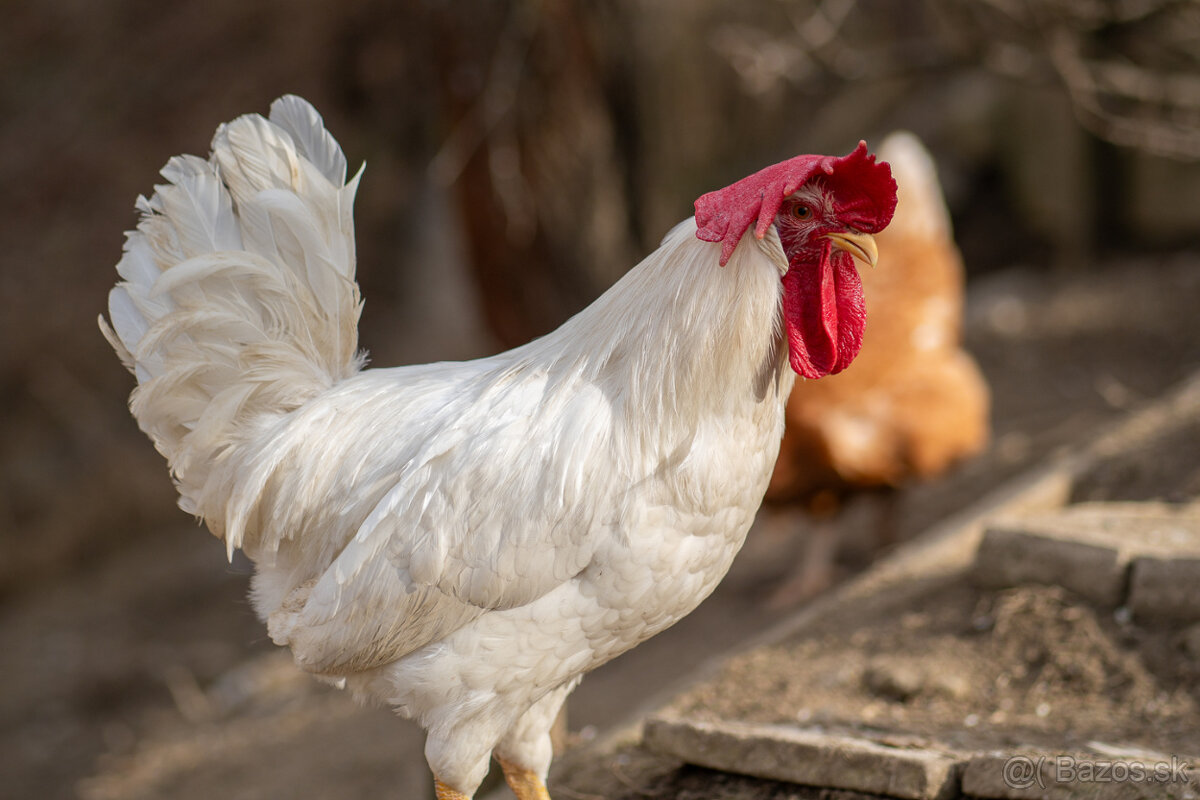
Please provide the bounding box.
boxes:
[774,183,880,273]
[772,182,881,379]
[693,142,897,380]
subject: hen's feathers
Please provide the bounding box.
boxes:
[101,96,364,536]
[766,131,988,498]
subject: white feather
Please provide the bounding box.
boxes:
[102,96,799,798]
[102,96,362,531]
[268,94,348,186]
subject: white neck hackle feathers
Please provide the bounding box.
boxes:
[503,218,792,448]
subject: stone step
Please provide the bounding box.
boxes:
[972,502,1200,621]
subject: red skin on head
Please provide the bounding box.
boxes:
[781,237,866,379]
[693,142,897,379]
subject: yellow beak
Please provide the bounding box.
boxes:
[825,230,879,269]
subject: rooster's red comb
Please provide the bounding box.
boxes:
[694,142,898,266]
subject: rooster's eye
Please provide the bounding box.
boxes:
[791,204,812,220]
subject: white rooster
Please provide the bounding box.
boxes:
[101,96,896,799]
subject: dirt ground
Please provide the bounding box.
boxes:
[4,254,1200,800]
[672,394,1200,763]
[556,562,1200,800]
[672,578,1200,761]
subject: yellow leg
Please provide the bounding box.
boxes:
[434,778,471,800]
[497,757,552,800]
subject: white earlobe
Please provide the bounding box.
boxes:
[755,224,789,276]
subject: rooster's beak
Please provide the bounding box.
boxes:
[825,230,879,269]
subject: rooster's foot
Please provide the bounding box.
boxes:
[497,756,552,800]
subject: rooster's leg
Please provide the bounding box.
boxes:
[493,681,569,799]
[497,757,552,800]
[434,779,471,800]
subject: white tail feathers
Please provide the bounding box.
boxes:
[101,95,365,533]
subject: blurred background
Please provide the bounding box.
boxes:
[3,1,1200,798]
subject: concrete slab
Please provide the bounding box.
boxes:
[1130,554,1200,623]
[973,524,1125,606]
[972,503,1200,609]
[644,716,963,800]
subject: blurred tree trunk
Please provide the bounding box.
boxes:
[426,0,639,348]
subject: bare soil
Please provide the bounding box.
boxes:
[670,577,1200,760]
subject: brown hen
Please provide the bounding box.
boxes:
[764,132,990,604]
